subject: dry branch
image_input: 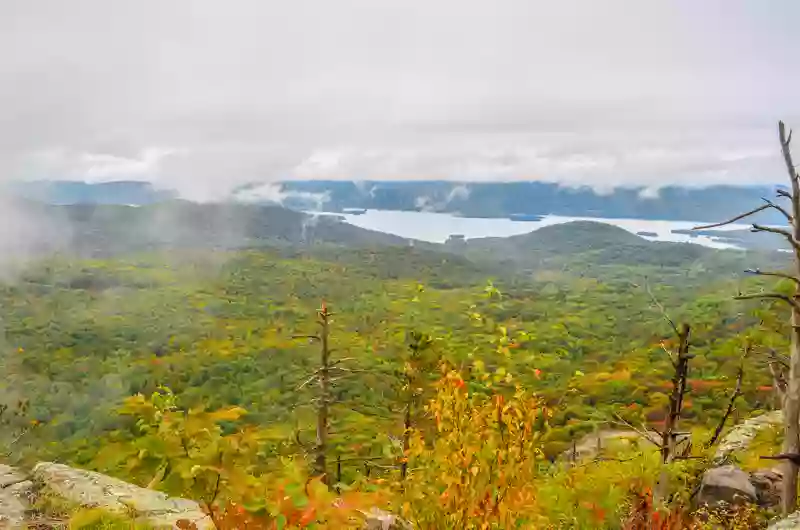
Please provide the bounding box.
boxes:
[762,197,794,221]
[751,224,800,251]
[734,292,800,312]
[706,364,745,448]
[692,204,772,230]
[644,281,678,335]
[745,269,800,286]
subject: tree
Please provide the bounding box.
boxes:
[294,301,335,484]
[692,120,800,515]
[398,330,437,479]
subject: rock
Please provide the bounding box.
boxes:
[750,468,783,508]
[769,511,800,529]
[697,465,757,508]
[0,465,31,530]
[33,462,213,529]
[0,466,28,490]
[361,507,412,530]
[714,410,783,465]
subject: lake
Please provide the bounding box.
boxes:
[307,209,750,250]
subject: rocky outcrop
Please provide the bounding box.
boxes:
[0,462,407,530]
[713,410,783,465]
[0,462,213,529]
[0,465,31,529]
[32,462,214,529]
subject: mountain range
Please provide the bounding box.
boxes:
[6,179,788,225]
[235,180,787,224]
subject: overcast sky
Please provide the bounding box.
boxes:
[1,0,799,200]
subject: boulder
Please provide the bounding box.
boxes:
[697,465,757,508]
[32,462,213,529]
[750,468,783,508]
[0,465,31,530]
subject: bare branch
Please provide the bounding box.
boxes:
[574,455,640,468]
[751,224,800,251]
[767,348,791,369]
[761,453,800,466]
[611,413,662,448]
[644,280,679,335]
[328,357,357,367]
[659,342,676,363]
[692,204,771,230]
[734,292,800,311]
[706,363,745,448]
[762,198,794,221]
[292,334,320,341]
[745,269,800,286]
[0,428,30,458]
[778,188,793,199]
[297,373,319,391]
[780,121,800,196]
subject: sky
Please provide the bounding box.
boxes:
[1,0,799,201]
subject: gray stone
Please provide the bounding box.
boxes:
[714,410,783,465]
[750,468,783,508]
[697,465,757,508]
[770,511,800,529]
[0,470,32,530]
[33,462,214,529]
[361,507,412,530]
[0,466,27,490]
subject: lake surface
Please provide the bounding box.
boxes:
[307,209,751,250]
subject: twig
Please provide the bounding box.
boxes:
[574,455,639,468]
[751,224,800,252]
[706,364,744,448]
[762,197,794,221]
[745,269,800,286]
[611,413,662,448]
[734,292,800,312]
[692,204,771,230]
[644,280,678,335]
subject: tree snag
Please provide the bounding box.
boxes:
[693,120,800,515]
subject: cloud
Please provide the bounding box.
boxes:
[0,0,798,198]
[233,182,330,209]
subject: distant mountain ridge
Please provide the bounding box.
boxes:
[9,179,787,225]
[235,180,786,224]
[7,180,177,205]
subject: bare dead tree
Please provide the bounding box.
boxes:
[692,121,800,515]
[661,323,692,465]
[637,280,694,464]
[293,301,335,484]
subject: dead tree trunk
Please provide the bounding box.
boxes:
[661,324,691,465]
[401,400,412,479]
[692,120,800,515]
[314,302,331,484]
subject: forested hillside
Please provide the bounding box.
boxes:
[0,212,795,527]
